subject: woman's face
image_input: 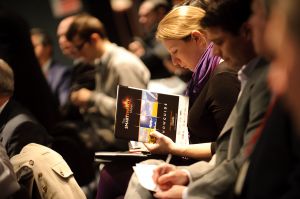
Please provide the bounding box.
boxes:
[162,35,204,72]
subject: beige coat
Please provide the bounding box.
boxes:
[10,143,86,199]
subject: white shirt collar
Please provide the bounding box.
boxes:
[42,58,52,75]
[237,57,260,98]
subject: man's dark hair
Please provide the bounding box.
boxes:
[66,13,107,42]
[200,0,252,35]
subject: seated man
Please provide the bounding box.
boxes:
[0,59,52,158]
[235,0,300,198]
[56,15,96,121]
[31,28,71,107]
[66,14,150,151]
[128,0,173,79]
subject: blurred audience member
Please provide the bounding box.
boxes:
[233,0,300,198]
[66,14,150,151]
[31,28,71,106]
[57,15,96,121]
[267,0,300,132]
[180,0,208,8]
[128,0,174,79]
[0,59,51,158]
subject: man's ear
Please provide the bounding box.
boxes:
[240,22,252,41]
[90,33,100,44]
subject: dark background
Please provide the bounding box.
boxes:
[0,0,143,66]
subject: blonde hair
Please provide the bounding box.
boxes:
[156,5,205,41]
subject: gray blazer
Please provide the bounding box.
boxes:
[186,58,271,199]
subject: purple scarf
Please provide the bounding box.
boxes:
[186,43,221,105]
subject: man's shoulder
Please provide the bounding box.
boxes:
[111,45,139,60]
[109,45,148,69]
[3,100,38,125]
[50,60,72,74]
[248,58,269,80]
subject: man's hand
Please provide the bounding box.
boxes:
[154,185,186,199]
[144,131,176,154]
[128,40,145,57]
[70,88,92,107]
[153,164,189,191]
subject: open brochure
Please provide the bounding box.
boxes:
[114,85,189,145]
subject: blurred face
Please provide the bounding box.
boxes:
[264,1,286,60]
[71,35,98,64]
[249,0,269,57]
[57,17,79,59]
[267,0,300,131]
[161,36,203,71]
[265,0,288,96]
[31,35,51,65]
[31,35,43,60]
[206,26,254,68]
[139,2,159,32]
[284,38,300,131]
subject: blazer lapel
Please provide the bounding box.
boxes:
[218,102,238,139]
[227,81,252,159]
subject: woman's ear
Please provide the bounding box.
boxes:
[191,30,207,45]
[191,30,201,41]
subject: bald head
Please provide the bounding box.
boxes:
[0,59,14,98]
[57,16,78,59]
[138,0,170,33]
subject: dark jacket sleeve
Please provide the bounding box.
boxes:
[6,121,52,158]
[207,70,240,132]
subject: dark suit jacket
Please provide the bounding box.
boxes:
[47,60,71,106]
[61,61,96,121]
[239,99,300,199]
[0,100,52,158]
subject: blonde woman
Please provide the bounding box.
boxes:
[98,6,239,199]
[144,5,240,160]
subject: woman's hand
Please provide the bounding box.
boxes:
[144,131,177,154]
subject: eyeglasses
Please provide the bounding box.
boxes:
[74,40,87,51]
